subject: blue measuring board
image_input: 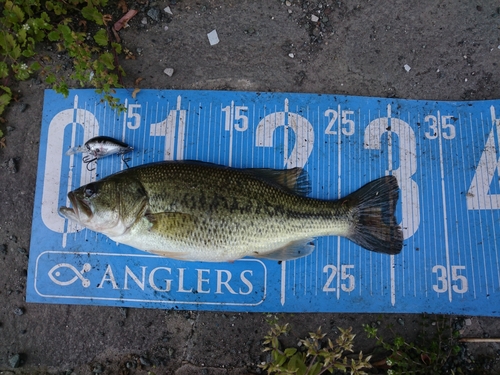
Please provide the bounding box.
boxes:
[26,89,500,315]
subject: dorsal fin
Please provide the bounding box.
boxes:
[244,167,311,196]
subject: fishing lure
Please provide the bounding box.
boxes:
[66,136,133,170]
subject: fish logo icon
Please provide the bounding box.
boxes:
[48,263,91,288]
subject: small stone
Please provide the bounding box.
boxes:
[139,356,151,366]
[147,8,160,22]
[92,364,103,373]
[9,353,21,368]
[141,17,148,25]
[311,14,319,22]
[20,103,28,112]
[288,53,294,58]
[118,307,127,318]
[14,307,24,316]
[285,0,291,5]
[397,317,405,326]
[5,158,18,173]
[17,247,27,255]
[0,244,6,254]
[207,29,219,45]
[404,64,411,72]
[164,6,173,15]
[465,318,472,326]
[454,318,465,331]
[10,235,18,243]
[163,68,174,77]
[125,361,136,369]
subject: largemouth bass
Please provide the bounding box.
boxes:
[59,161,403,262]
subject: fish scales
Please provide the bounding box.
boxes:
[134,162,349,242]
[59,161,403,262]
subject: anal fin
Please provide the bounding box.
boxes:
[255,238,315,261]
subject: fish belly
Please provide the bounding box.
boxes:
[110,209,350,262]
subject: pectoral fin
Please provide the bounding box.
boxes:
[255,239,315,261]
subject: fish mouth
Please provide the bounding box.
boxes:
[59,191,93,222]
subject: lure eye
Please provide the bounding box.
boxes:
[84,183,98,198]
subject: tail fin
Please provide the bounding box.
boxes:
[345,176,403,254]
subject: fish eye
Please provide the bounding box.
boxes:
[84,183,98,198]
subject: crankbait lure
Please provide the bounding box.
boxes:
[66,136,133,170]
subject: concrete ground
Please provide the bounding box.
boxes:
[1,0,500,373]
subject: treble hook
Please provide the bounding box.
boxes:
[122,155,131,169]
[85,161,97,171]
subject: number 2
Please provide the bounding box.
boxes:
[322,264,355,292]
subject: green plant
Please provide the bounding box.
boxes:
[363,316,462,374]
[260,322,372,375]
[0,0,125,120]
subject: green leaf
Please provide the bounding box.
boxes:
[17,28,27,44]
[0,62,9,79]
[13,63,30,80]
[93,29,108,46]
[46,1,66,15]
[111,42,122,54]
[45,73,56,84]
[99,52,115,70]
[309,361,323,375]
[0,86,13,116]
[10,44,22,59]
[277,354,287,367]
[393,336,405,349]
[22,48,35,57]
[81,5,103,25]
[13,4,25,22]
[58,24,73,44]
[333,363,347,371]
[292,354,308,375]
[4,2,25,24]
[47,30,60,41]
[30,61,41,71]
[284,347,297,357]
[54,81,69,97]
